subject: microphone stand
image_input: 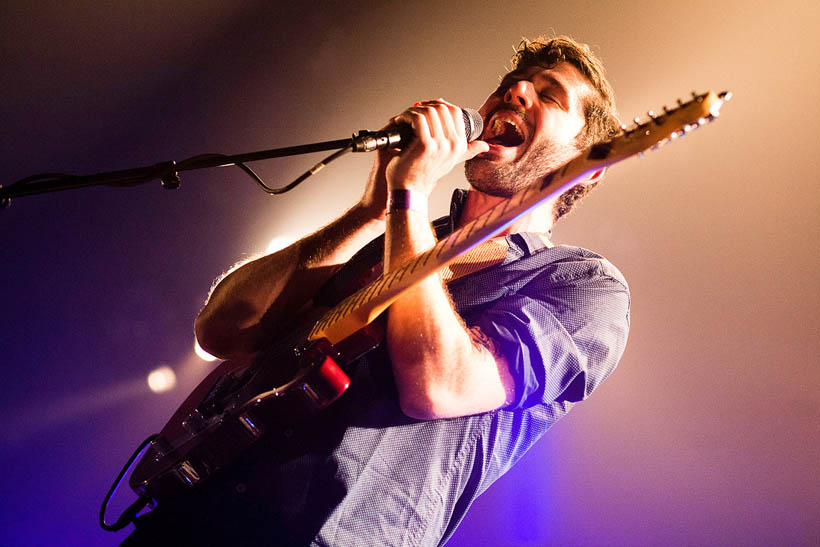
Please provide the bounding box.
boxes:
[0,135,365,209]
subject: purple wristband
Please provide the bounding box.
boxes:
[387,189,428,216]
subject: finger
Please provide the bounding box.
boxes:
[439,103,466,144]
[402,109,432,145]
[422,99,470,143]
[423,104,446,143]
[465,139,490,159]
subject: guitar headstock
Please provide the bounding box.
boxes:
[587,90,732,165]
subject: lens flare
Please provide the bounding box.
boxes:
[147,366,177,393]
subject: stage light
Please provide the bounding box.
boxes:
[194,338,219,362]
[147,366,177,393]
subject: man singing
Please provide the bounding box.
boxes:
[125,35,630,546]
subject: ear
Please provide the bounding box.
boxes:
[578,167,606,186]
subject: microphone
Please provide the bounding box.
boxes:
[351,108,484,152]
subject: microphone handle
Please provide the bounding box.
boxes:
[351,108,482,153]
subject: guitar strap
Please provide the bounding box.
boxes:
[439,237,509,283]
[439,233,552,284]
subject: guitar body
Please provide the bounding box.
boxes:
[129,323,383,502]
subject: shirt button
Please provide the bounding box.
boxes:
[283,427,294,438]
[234,482,247,494]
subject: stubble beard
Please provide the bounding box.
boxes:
[464,140,579,198]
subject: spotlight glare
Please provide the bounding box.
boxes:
[147,366,177,393]
[266,235,293,254]
[194,338,219,362]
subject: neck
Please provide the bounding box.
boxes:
[458,188,556,236]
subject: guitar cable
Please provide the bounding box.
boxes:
[99,433,159,532]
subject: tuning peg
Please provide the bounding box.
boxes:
[692,91,701,102]
[677,98,684,106]
[662,105,670,113]
[633,116,641,125]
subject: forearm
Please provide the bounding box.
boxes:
[385,209,513,419]
[196,203,384,358]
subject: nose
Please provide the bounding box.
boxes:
[504,80,533,109]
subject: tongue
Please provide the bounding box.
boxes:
[487,124,524,147]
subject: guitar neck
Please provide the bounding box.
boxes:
[309,90,729,345]
[309,151,599,344]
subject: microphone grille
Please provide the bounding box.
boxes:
[462,108,484,141]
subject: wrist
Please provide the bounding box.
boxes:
[387,188,428,216]
[352,199,388,223]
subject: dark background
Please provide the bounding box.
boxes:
[2,1,818,545]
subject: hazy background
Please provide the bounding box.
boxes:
[1,1,818,545]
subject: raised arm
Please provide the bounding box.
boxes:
[194,165,388,359]
[380,100,516,419]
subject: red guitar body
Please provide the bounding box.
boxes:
[129,323,383,503]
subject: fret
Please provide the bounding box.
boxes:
[335,294,360,320]
[477,208,493,231]
[407,254,424,275]
[538,171,555,192]
[362,274,387,304]
[394,262,412,283]
[420,248,434,268]
[321,304,342,325]
[462,215,479,240]
[353,274,381,307]
[385,268,402,289]
[433,241,445,259]
[496,197,512,223]
[447,227,466,252]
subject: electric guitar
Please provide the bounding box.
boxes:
[128,90,731,504]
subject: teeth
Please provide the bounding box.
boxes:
[489,117,523,139]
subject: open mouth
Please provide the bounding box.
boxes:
[484,117,525,148]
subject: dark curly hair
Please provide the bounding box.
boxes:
[510,36,621,221]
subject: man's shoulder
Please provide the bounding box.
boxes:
[504,235,629,291]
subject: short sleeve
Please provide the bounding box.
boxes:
[468,257,630,409]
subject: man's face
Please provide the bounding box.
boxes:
[465,61,593,197]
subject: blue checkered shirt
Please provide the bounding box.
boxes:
[126,190,630,546]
